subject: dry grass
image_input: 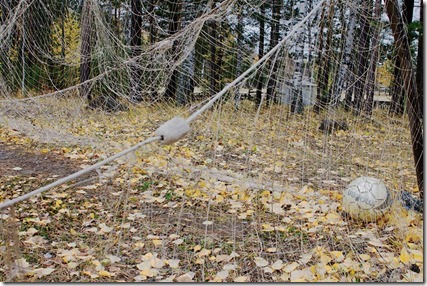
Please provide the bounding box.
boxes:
[0,97,423,282]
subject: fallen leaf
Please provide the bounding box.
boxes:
[283,262,300,273]
[330,251,344,262]
[359,254,371,261]
[254,257,269,267]
[32,267,55,278]
[106,254,121,264]
[140,268,158,277]
[99,270,113,277]
[271,259,283,270]
[234,276,249,282]
[215,270,229,280]
[176,272,195,282]
[173,239,184,245]
[167,259,180,269]
[98,223,113,234]
[223,263,236,270]
[400,247,410,264]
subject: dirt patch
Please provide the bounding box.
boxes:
[0,142,86,178]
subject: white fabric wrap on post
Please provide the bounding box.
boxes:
[155,117,190,145]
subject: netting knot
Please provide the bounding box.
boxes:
[155,117,190,145]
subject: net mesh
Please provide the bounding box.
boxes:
[0,0,423,282]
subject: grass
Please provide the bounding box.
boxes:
[0,96,423,282]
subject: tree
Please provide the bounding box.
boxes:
[233,3,244,108]
[129,0,143,102]
[80,0,94,105]
[353,1,373,116]
[313,3,326,112]
[363,0,382,116]
[389,0,414,115]
[164,0,183,100]
[148,0,159,99]
[331,5,356,109]
[265,0,281,105]
[385,0,424,198]
[254,3,266,107]
[313,1,334,113]
[290,0,308,114]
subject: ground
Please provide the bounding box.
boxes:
[0,99,423,282]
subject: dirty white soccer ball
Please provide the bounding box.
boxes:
[342,177,392,221]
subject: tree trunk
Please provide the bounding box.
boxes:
[290,0,308,114]
[331,4,356,107]
[389,0,414,115]
[164,0,183,100]
[266,0,281,105]
[415,0,423,121]
[80,0,93,106]
[363,0,382,116]
[215,24,224,92]
[255,3,265,107]
[385,0,424,198]
[389,56,405,115]
[234,4,244,108]
[313,4,326,113]
[353,1,372,116]
[130,0,143,102]
[314,1,334,112]
[149,0,158,99]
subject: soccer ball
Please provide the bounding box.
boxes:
[342,177,392,222]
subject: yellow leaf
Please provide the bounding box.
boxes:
[408,249,423,263]
[152,239,163,246]
[234,276,249,282]
[400,247,410,264]
[194,245,202,252]
[140,268,158,277]
[198,249,211,257]
[99,270,113,277]
[330,251,344,262]
[320,253,332,264]
[359,254,371,261]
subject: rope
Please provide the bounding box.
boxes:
[0,136,161,210]
[185,0,325,123]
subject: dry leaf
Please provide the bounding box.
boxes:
[399,247,410,264]
[176,272,195,282]
[140,268,158,277]
[271,259,283,270]
[98,270,113,277]
[283,262,299,273]
[106,254,121,264]
[215,270,229,280]
[32,267,55,278]
[254,257,269,267]
[359,254,371,261]
[167,259,180,269]
[234,276,249,282]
